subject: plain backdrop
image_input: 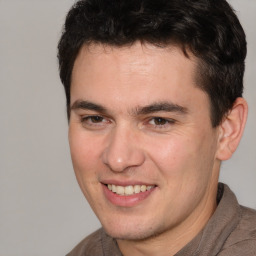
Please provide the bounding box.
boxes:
[0,0,255,255]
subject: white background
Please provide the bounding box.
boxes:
[0,0,255,255]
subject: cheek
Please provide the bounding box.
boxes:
[68,126,103,189]
[147,135,192,175]
[69,126,101,166]
[147,132,216,183]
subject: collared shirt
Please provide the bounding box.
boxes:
[66,183,256,256]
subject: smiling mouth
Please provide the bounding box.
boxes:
[106,184,155,196]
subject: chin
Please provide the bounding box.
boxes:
[102,220,167,241]
[105,229,152,241]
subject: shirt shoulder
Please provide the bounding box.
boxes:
[66,229,104,256]
[219,206,256,255]
[66,228,122,256]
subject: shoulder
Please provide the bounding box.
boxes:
[219,205,256,255]
[66,228,104,256]
[66,228,122,256]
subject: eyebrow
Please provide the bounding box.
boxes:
[133,102,188,116]
[71,100,107,113]
[70,100,188,116]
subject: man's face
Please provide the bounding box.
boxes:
[69,42,221,240]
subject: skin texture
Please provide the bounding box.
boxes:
[68,42,248,256]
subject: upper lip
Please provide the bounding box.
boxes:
[101,179,156,187]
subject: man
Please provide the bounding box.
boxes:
[58,0,256,255]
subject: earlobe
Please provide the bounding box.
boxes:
[216,97,248,161]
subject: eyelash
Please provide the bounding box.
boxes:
[80,115,176,129]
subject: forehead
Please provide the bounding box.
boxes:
[72,42,198,77]
[71,42,207,112]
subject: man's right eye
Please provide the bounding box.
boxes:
[86,116,104,123]
[80,115,108,128]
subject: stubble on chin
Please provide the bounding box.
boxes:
[105,221,173,243]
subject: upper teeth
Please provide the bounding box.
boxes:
[107,184,154,196]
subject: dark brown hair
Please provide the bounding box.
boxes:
[58,0,246,126]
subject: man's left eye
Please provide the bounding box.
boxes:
[148,117,174,127]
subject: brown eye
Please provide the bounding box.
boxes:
[153,118,168,125]
[89,116,104,123]
[80,115,107,128]
[80,115,110,130]
[147,117,175,130]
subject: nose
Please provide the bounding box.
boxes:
[102,125,145,173]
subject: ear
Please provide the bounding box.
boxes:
[216,97,248,161]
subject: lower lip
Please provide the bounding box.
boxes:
[102,184,156,207]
